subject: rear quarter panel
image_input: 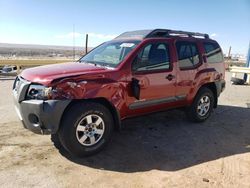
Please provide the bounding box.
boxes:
[186,39,225,104]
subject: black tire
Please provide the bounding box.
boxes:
[231,77,245,85]
[51,133,68,155]
[57,102,114,157]
[186,87,215,122]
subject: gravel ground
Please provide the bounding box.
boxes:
[0,72,250,188]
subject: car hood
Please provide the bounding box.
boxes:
[20,62,108,85]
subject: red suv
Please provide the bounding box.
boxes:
[13,29,225,157]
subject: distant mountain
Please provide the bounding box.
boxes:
[0,43,87,51]
[0,43,95,58]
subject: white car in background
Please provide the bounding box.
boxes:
[1,65,18,73]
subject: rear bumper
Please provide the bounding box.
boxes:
[13,95,71,135]
[215,79,226,96]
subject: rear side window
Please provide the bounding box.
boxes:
[204,42,223,63]
[176,41,200,69]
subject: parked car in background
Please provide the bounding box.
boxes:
[13,29,225,157]
[2,65,18,73]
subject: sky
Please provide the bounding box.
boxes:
[0,0,249,55]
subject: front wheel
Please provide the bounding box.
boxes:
[186,87,215,122]
[57,102,114,157]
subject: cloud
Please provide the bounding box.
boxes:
[54,32,118,47]
[210,33,218,38]
[88,33,117,40]
[55,32,82,39]
[55,32,117,40]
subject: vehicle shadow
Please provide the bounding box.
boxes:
[55,105,250,172]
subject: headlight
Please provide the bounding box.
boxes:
[27,84,52,100]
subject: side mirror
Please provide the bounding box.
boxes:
[131,78,140,100]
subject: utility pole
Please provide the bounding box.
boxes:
[85,34,88,55]
[244,41,250,81]
[228,46,231,59]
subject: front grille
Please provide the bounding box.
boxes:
[13,76,30,102]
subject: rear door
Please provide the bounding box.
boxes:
[175,40,202,100]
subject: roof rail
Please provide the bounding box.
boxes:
[146,29,209,39]
[114,29,209,40]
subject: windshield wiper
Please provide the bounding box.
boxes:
[96,63,114,70]
[79,60,114,69]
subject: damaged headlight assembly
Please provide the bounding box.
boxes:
[26,84,53,100]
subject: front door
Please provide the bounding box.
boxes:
[127,40,177,112]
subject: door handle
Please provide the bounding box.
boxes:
[166,74,175,81]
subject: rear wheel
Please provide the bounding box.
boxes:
[186,87,215,122]
[57,102,114,157]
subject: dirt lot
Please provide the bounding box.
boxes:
[0,72,250,188]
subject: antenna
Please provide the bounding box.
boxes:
[73,24,75,61]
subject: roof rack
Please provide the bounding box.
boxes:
[146,29,209,39]
[115,29,209,40]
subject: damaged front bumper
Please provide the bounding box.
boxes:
[13,76,71,135]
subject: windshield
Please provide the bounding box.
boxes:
[79,40,140,68]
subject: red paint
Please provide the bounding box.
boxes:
[20,36,225,120]
[21,62,107,85]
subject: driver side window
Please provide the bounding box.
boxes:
[132,43,170,72]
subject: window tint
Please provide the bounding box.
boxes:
[133,43,170,71]
[204,42,223,63]
[176,41,200,69]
